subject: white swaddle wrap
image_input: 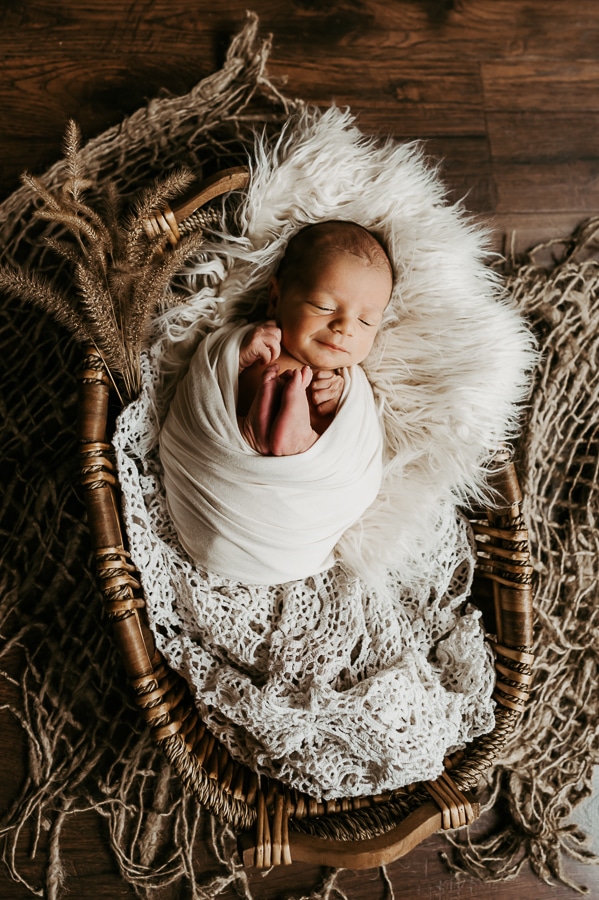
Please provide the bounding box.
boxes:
[159,323,384,584]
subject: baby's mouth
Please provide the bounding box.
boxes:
[317,340,348,353]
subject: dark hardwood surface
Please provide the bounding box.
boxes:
[2,2,599,897]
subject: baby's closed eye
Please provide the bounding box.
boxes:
[309,302,334,313]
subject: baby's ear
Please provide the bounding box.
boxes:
[267,277,280,317]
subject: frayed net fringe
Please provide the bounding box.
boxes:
[2,11,596,898]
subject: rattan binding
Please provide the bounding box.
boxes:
[77,174,535,870]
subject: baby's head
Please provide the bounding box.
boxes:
[269,221,393,370]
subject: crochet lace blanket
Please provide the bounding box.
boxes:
[111,104,535,799]
[159,322,383,584]
[114,348,495,799]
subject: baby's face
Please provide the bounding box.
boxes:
[270,251,392,370]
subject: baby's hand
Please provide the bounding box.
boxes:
[239,320,281,371]
[311,369,344,416]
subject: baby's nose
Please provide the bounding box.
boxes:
[331,315,353,335]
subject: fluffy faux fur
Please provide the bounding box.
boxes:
[152,106,537,586]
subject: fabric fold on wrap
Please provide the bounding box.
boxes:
[159,323,384,584]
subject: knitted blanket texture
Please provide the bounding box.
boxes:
[1,14,599,899]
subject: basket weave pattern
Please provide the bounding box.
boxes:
[78,331,534,868]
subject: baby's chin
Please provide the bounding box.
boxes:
[304,357,354,371]
[282,335,370,369]
[293,345,362,370]
[308,357,359,371]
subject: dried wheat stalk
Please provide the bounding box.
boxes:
[0,121,208,400]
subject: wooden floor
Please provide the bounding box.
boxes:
[2,1,599,897]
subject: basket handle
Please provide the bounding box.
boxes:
[240,777,479,870]
[142,166,250,244]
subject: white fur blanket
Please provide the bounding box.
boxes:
[112,105,535,798]
[153,106,536,587]
[159,322,383,583]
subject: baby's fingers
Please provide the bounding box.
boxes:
[312,370,343,396]
[260,324,282,364]
[241,324,281,366]
[313,397,339,416]
[265,339,281,365]
[311,380,335,402]
[311,370,337,389]
[312,388,339,415]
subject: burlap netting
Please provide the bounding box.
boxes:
[1,13,598,898]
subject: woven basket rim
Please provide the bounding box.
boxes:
[78,341,534,867]
[76,173,535,867]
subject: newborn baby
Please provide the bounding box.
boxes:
[237,220,393,455]
[158,220,392,583]
[123,220,501,795]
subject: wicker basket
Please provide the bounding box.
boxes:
[77,173,534,870]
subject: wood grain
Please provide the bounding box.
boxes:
[2,1,599,896]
